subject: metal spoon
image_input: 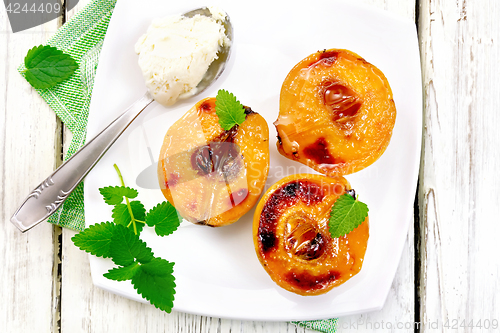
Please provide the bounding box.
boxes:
[11,7,233,232]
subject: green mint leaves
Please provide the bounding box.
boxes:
[146,202,183,236]
[23,45,78,89]
[99,186,138,205]
[72,221,115,258]
[132,258,176,312]
[329,193,369,239]
[112,201,146,234]
[215,89,247,130]
[72,164,182,313]
[109,224,154,266]
[104,263,141,281]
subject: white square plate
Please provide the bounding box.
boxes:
[85,0,422,321]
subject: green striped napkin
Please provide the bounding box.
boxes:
[19,0,338,331]
[18,0,117,230]
[294,319,339,332]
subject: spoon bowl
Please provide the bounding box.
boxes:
[180,7,233,99]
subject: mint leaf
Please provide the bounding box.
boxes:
[329,193,369,238]
[71,222,116,258]
[132,258,176,313]
[99,186,138,205]
[112,201,146,234]
[109,224,154,266]
[146,202,182,237]
[140,257,175,276]
[23,45,78,89]
[215,89,246,130]
[104,263,141,281]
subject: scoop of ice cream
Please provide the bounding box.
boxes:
[135,8,229,106]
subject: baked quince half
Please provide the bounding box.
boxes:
[253,174,369,296]
[275,49,396,176]
[158,97,270,227]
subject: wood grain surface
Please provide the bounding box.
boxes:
[2,0,498,332]
[418,0,500,331]
[0,3,63,332]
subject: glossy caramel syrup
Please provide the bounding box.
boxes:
[253,174,369,296]
[275,49,396,176]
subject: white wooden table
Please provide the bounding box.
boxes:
[2,0,499,332]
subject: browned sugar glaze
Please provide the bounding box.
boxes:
[253,174,369,296]
[275,49,396,176]
[158,97,269,227]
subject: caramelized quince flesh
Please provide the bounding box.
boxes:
[158,97,270,227]
[275,49,396,176]
[253,174,369,296]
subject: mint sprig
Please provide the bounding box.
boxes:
[71,164,182,313]
[23,45,78,89]
[112,201,146,234]
[329,193,369,238]
[215,89,247,130]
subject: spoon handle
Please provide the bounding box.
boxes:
[11,93,154,232]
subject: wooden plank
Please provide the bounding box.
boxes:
[59,0,416,332]
[0,9,63,333]
[418,0,500,331]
